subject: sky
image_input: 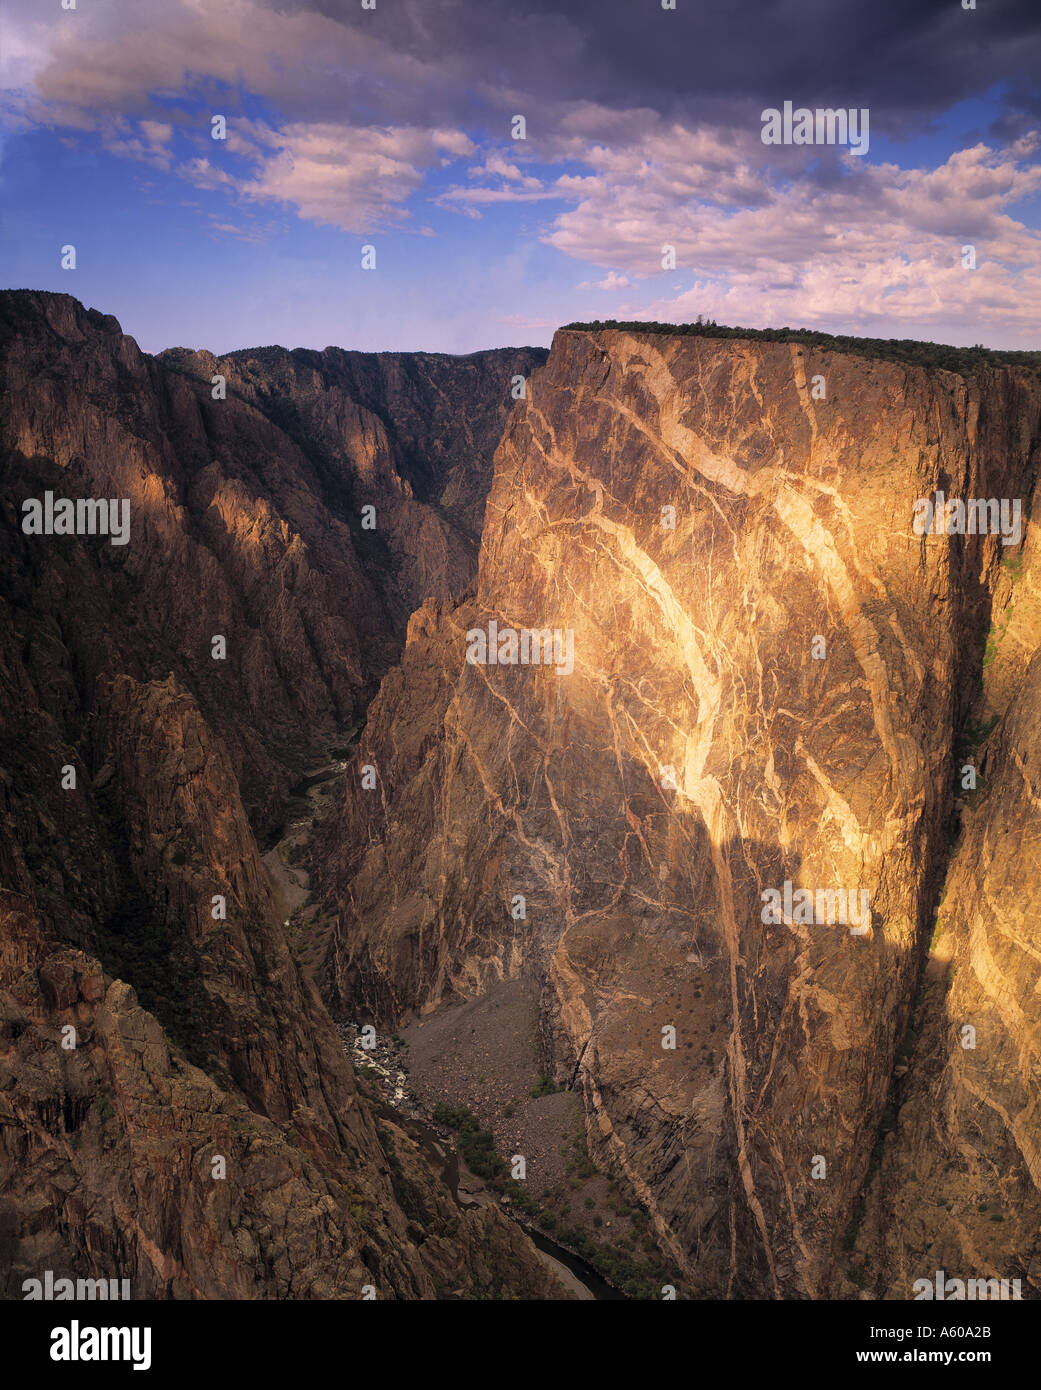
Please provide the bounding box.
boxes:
[1,0,1039,355]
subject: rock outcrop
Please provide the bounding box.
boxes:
[318,327,1041,1297]
[5,292,1040,1300]
[854,460,1041,1300]
[1,290,544,837]
[0,292,558,1300]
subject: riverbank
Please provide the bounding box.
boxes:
[341,1022,618,1300]
[263,738,356,988]
[399,982,682,1299]
[265,751,654,1300]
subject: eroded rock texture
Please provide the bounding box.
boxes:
[0,292,557,1300]
[1,291,544,837]
[319,328,1041,1298]
[855,461,1041,1300]
[5,292,1040,1301]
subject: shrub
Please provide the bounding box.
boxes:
[530,1069,561,1098]
[560,320,1041,379]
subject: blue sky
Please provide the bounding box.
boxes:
[2,0,1039,354]
[2,116,594,353]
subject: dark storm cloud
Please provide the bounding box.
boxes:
[12,0,1039,145]
[282,0,1041,136]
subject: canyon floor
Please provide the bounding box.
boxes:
[271,788,680,1299]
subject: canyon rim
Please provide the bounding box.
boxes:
[2,297,1040,1309]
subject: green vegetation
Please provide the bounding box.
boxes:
[980,581,1018,672]
[529,1069,561,1098]
[561,318,1041,378]
[843,1101,899,1252]
[434,1102,679,1298]
[94,872,221,1074]
[89,783,224,1074]
[376,1122,427,1223]
[548,1221,682,1300]
[432,1102,506,1179]
[329,731,359,760]
[952,713,999,807]
[1001,551,1025,582]
[433,1100,474,1128]
[954,714,999,762]
[563,1130,597,1181]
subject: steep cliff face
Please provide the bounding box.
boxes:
[319,328,1041,1297]
[160,340,544,629]
[854,458,1041,1300]
[5,292,1039,1300]
[217,342,539,541]
[0,664,562,1298]
[1,291,544,837]
[0,923,564,1300]
[0,291,559,1299]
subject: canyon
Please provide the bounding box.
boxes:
[0,290,558,1299]
[2,291,1039,1299]
[314,326,1041,1299]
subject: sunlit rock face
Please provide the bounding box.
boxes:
[1,290,544,839]
[320,328,1041,1297]
[0,291,558,1300]
[4,288,1039,1301]
[856,458,1041,1301]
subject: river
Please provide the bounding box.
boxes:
[371,1098,626,1301]
[266,749,627,1301]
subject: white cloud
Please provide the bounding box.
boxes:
[578,271,630,290]
[218,123,474,232]
[537,124,1041,341]
[4,0,1040,341]
[103,117,176,169]
[3,0,476,230]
